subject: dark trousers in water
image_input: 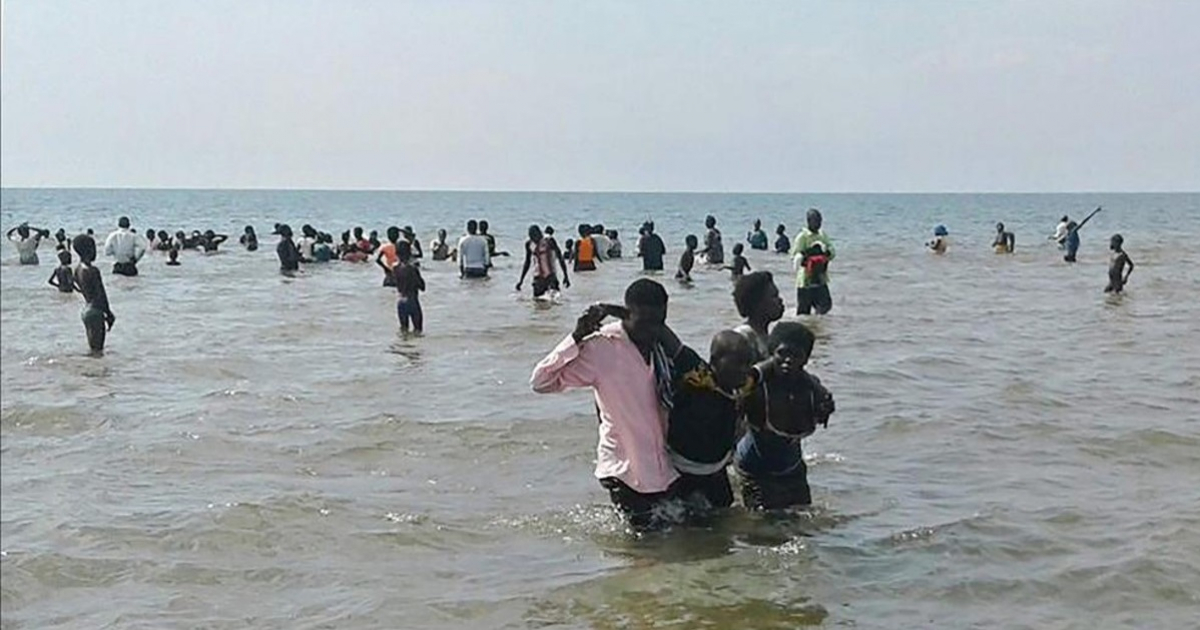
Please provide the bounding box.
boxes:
[599,477,679,531]
[112,262,139,277]
[81,305,107,353]
[396,296,423,332]
[674,469,734,509]
[796,284,832,315]
[737,461,812,510]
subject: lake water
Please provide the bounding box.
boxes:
[2,189,1198,629]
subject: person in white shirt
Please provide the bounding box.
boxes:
[590,226,612,262]
[296,225,318,262]
[1050,215,1070,248]
[104,216,147,276]
[7,223,50,265]
[457,220,491,279]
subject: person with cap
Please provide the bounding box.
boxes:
[928,225,949,254]
[790,209,836,315]
[275,224,300,274]
[104,216,147,276]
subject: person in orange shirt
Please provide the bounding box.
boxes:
[574,224,599,272]
[375,226,401,286]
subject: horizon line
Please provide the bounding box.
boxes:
[2,185,1197,195]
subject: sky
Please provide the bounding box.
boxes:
[1,0,1197,192]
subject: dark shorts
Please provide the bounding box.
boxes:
[396,296,423,331]
[463,267,488,279]
[796,285,832,315]
[81,305,107,352]
[532,275,560,298]
[674,469,734,510]
[736,461,811,510]
[112,262,139,277]
[598,477,679,531]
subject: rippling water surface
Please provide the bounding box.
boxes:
[2,189,1198,629]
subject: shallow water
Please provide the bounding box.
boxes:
[2,189,1199,629]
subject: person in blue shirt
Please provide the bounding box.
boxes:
[747,219,769,251]
[1064,206,1101,263]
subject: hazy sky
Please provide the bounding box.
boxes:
[2,0,1197,191]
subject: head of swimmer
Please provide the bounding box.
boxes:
[622,279,669,350]
[996,222,1005,233]
[768,322,815,377]
[72,234,97,264]
[1110,234,1124,251]
[117,216,131,230]
[705,215,717,229]
[168,247,179,262]
[387,226,401,244]
[710,331,755,393]
[685,234,698,250]
[807,209,823,232]
[527,224,543,242]
[734,271,785,325]
[466,220,479,235]
[479,220,490,235]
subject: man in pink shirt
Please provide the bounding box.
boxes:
[530,279,680,529]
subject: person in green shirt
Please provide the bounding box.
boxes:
[789,209,836,315]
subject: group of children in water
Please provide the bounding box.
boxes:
[530,271,834,530]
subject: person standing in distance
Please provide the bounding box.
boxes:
[104,216,147,276]
[790,209,836,315]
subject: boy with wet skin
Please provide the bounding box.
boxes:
[661,329,774,510]
[676,235,698,283]
[727,243,751,279]
[735,322,834,509]
[393,241,426,335]
[1104,234,1135,294]
[48,250,75,292]
[516,224,571,298]
[71,235,116,355]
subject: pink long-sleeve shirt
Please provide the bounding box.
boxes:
[530,322,680,493]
